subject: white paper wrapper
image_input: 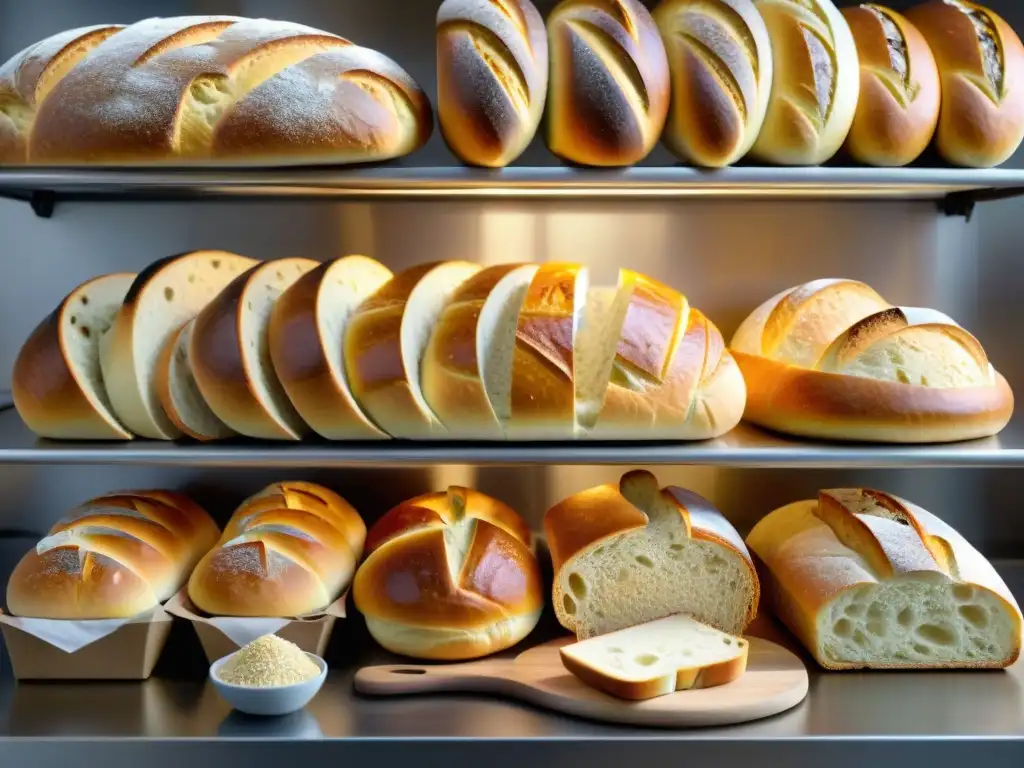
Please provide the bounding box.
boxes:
[202,616,293,648]
[0,608,159,653]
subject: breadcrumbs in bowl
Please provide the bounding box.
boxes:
[211,635,327,716]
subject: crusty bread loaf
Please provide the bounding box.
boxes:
[437,0,548,167]
[100,251,257,440]
[269,256,394,441]
[730,279,1014,442]
[842,5,940,167]
[7,490,219,619]
[906,1,1024,168]
[750,0,860,165]
[560,614,749,700]
[547,0,670,166]
[353,486,543,660]
[188,482,365,617]
[0,17,432,165]
[748,489,1023,669]
[653,0,773,167]
[546,470,759,640]
[13,273,135,440]
[191,258,317,441]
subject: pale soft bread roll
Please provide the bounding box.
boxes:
[547,0,670,166]
[560,614,749,700]
[13,273,134,440]
[842,5,940,167]
[345,262,482,439]
[730,279,1014,442]
[907,1,1024,168]
[748,489,1023,669]
[750,0,860,165]
[353,487,543,660]
[437,0,548,167]
[191,258,317,441]
[99,251,257,439]
[188,482,365,617]
[653,0,773,167]
[7,490,218,619]
[269,256,393,440]
[156,319,236,441]
[546,470,759,640]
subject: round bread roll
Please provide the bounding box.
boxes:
[547,0,670,166]
[437,0,548,167]
[353,487,543,660]
[842,5,940,167]
[653,0,773,167]
[906,1,1024,168]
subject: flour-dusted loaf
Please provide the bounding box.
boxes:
[99,251,258,440]
[560,614,749,700]
[0,17,432,165]
[748,489,1023,669]
[353,486,543,660]
[7,490,219,619]
[13,273,135,440]
[188,482,365,617]
[730,279,1014,442]
[546,470,759,640]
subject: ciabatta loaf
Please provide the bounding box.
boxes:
[546,470,759,640]
[560,615,749,700]
[748,489,1023,669]
[13,273,135,440]
[730,279,1014,442]
[99,251,257,439]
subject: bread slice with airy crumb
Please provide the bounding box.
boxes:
[560,614,749,700]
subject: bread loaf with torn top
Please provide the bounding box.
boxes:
[748,489,1023,669]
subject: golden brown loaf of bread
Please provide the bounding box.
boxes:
[842,5,940,167]
[730,279,1014,443]
[748,489,1023,669]
[907,1,1024,167]
[546,0,670,166]
[187,482,365,617]
[437,0,548,167]
[653,0,773,167]
[0,17,432,165]
[353,486,543,660]
[7,490,219,619]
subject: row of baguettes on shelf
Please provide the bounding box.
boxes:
[0,1,1021,169]
[11,254,1015,444]
[7,474,1022,672]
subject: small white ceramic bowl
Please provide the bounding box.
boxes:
[210,652,327,717]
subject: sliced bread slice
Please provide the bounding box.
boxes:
[13,273,135,440]
[560,614,749,700]
[99,251,258,439]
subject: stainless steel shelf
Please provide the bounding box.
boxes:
[2,408,1024,468]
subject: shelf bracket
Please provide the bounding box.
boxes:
[29,191,56,219]
[938,193,976,221]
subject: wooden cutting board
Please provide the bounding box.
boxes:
[355,636,808,727]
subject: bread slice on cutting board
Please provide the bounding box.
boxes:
[560,614,749,700]
[99,251,258,439]
[13,273,136,440]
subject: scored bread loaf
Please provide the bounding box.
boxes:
[730,279,1014,442]
[13,273,135,440]
[437,0,548,167]
[0,17,432,165]
[653,0,773,167]
[842,5,940,167]
[99,251,258,440]
[546,470,759,640]
[7,490,219,619]
[188,482,365,617]
[353,486,543,660]
[547,0,670,166]
[750,0,860,165]
[269,256,394,441]
[907,1,1024,168]
[748,489,1023,669]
